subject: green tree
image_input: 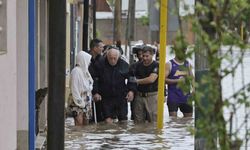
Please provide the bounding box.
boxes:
[139,15,149,26]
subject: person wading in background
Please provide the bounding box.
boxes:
[165,44,194,118]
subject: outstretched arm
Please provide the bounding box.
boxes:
[136,73,158,84]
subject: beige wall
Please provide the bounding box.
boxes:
[38,0,48,132]
[17,0,28,131]
[66,2,71,104]
[17,0,29,149]
[0,0,17,149]
[0,0,30,149]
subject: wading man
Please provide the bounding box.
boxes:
[165,45,194,117]
[92,48,135,124]
[133,46,159,123]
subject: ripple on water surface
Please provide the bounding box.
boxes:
[64,117,194,150]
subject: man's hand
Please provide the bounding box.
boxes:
[126,91,134,102]
[93,93,102,102]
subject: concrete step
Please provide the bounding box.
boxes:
[35,133,46,150]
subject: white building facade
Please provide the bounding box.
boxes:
[0,0,29,149]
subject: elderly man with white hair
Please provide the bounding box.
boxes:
[92,48,136,124]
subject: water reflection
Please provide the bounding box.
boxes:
[65,114,194,150]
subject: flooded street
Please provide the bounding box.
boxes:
[64,48,194,150]
[64,49,250,149]
[64,106,194,150]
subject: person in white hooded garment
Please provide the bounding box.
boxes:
[69,51,93,126]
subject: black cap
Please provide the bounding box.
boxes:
[132,45,145,54]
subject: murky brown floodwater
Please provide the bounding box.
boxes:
[64,48,195,150]
[64,106,194,150]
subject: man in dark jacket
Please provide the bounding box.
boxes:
[129,45,144,120]
[92,48,136,123]
[88,38,105,122]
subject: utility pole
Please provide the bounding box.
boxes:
[114,0,122,43]
[128,0,135,42]
[125,2,130,56]
[83,0,89,51]
[92,0,97,39]
[149,0,160,43]
[157,0,168,130]
[128,0,135,64]
[47,0,66,149]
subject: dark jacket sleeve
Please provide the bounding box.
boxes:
[89,56,104,95]
[116,59,137,93]
[127,62,138,93]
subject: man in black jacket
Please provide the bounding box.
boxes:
[129,45,144,120]
[92,48,135,123]
[88,38,105,122]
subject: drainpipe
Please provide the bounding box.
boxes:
[28,0,36,149]
[83,0,89,51]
